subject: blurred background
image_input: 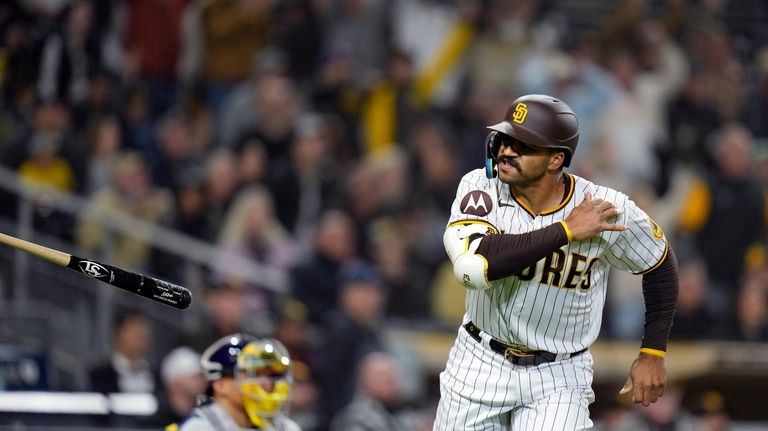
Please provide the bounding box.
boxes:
[0,0,767,429]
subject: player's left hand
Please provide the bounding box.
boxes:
[619,352,667,407]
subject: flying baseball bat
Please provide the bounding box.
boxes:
[0,232,192,309]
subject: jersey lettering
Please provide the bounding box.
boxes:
[513,251,599,290]
[563,253,588,289]
[515,264,535,281]
[539,249,566,286]
[579,258,598,289]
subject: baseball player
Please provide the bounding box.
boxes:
[170,334,300,431]
[433,95,679,430]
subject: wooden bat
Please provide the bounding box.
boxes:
[0,232,192,309]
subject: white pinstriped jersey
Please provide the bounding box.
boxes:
[448,169,668,354]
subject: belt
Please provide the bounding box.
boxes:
[463,321,587,366]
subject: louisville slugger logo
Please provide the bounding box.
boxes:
[460,190,492,216]
[77,260,111,279]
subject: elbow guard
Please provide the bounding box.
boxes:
[444,223,495,290]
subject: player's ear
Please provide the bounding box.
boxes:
[548,151,565,170]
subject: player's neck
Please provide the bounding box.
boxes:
[510,172,566,215]
[217,397,252,428]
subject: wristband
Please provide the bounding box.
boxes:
[640,347,666,358]
[560,221,573,242]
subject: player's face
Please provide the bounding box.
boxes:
[495,138,556,186]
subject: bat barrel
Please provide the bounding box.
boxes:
[68,256,192,310]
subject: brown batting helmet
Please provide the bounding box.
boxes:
[486,94,579,168]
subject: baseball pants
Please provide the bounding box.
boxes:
[433,325,595,430]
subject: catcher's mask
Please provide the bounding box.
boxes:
[484,94,579,179]
[235,338,292,428]
[200,334,292,428]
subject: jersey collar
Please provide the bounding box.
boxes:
[505,172,574,218]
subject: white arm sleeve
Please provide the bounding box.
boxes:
[444,222,495,290]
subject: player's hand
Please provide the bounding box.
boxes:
[564,192,626,241]
[619,352,667,407]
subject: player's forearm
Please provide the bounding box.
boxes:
[640,247,679,353]
[475,222,569,280]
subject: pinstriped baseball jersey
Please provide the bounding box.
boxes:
[449,168,668,353]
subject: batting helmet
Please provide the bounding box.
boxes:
[484,94,579,178]
[200,333,256,381]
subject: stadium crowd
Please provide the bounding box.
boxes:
[2,0,768,429]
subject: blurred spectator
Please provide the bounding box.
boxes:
[429,260,465,327]
[37,0,106,106]
[152,110,199,189]
[310,49,363,163]
[200,0,276,116]
[199,148,239,241]
[120,83,158,171]
[16,124,77,236]
[465,0,533,100]
[217,46,289,150]
[687,390,730,431]
[169,172,207,239]
[346,148,409,235]
[745,46,768,141]
[666,73,721,169]
[685,22,746,123]
[314,260,387,430]
[245,74,302,163]
[124,0,187,117]
[408,117,460,213]
[538,52,618,175]
[17,128,74,192]
[236,136,269,187]
[359,48,417,156]
[590,22,688,192]
[330,351,426,431]
[0,11,41,153]
[271,0,323,83]
[389,0,479,109]
[214,186,302,305]
[605,180,684,339]
[320,0,388,86]
[676,124,766,319]
[76,151,174,270]
[291,209,358,324]
[368,217,431,320]
[88,309,158,394]
[669,259,715,340]
[609,384,698,431]
[273,297,319,431]
[145,346,206,427]
[268,113,341,244]
[724,270,768,341]
[181,281,251,354]
[83,114,122,193]
[272,295,315,371]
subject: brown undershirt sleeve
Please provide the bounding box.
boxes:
[474,223,569,280]
[640,247,679,352]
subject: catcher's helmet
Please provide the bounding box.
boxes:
[200,334,292,428]
[484,94,579,178]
